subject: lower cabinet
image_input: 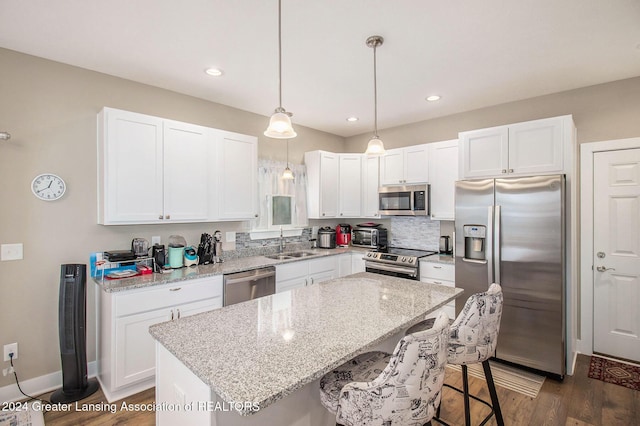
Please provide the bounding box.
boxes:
[351,251,366,274]
[338,253,352,277]
[97,276,223,402]
[275,256,339,293]
[419,260,455,320]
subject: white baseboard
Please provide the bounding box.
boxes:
[0,361,97,403]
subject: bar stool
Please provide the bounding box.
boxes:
[319,311,451,426]
[405,283,504,426]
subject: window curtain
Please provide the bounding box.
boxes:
[253,159,308,230]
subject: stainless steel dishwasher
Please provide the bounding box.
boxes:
[223,267,276,306]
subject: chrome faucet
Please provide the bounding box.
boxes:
[279,227,286,253]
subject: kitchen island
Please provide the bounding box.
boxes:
[149,272,462,426]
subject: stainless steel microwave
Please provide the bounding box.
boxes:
[378,184,429,216]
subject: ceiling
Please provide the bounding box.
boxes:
[1,0,640,137]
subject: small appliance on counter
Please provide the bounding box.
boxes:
[104,250,136,262]
[131,238,150,258]
[213,230,223,263]
[336,224,352,246]
[197,233,214,265]
[317,227,336,249]
[439,236,452,254]
[168,235,186,268]
[352,225,388,250]
[183,246,199,267]
[152,244,167,272]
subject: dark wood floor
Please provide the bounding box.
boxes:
[38,354,638,425]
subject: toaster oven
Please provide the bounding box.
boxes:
[351,227,388,249]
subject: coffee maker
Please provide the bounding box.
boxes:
[336,224,352,246]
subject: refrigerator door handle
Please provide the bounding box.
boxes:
[494,205,501,285]
[487,205,494,285]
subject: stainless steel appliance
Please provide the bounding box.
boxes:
[378,184,429,216]
[364,247,437,280]
[131,238,150,258]
[352,226,388,249]
[455,175,565,377]
[223,267,276,307]
[317,227,336,249]
[439,236,452,254]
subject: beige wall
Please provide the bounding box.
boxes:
[345,76,640,150]
[0,48,344,386]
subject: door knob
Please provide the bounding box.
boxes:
[596,266,615,272]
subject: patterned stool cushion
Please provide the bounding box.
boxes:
[319,351,391,414]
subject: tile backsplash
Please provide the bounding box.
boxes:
[389,216,440,251]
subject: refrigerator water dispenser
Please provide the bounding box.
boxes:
[463,225,486,260]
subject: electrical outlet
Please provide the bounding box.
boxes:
[4,343,18,362]
[152,236,161,246]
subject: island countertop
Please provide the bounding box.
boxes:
[149,272,463,416]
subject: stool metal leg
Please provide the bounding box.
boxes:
[461,365,471,426]
[481,360,504,426]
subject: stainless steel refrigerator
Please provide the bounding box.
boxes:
[455,175,565,378]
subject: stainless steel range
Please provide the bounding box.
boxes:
[364,247,437,280]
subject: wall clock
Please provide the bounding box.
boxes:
[31,173,66,201]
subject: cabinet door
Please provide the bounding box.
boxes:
[508,117,563,175]
[404,144,429,184]
[115,308,171,388]
[319,152,339,217]
[361,156,380,218]
[163,120,211,222]
[308,256,338,284]
[337,253,352,277]
[217,132,258,220]
[100,108,164,224]
[429,140,459,221]
[379,148,404,185]
[276,261,309,293]
[351,252,366,273]
[460,126,509,178]
[338,154,362,217]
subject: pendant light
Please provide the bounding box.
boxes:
[364,35,386,156]
[282,139,294,180]
[264,0,297,139]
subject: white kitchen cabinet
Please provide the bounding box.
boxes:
[338,154,362,217]
[97,276,223,402]
[459,115,571,179]
[338,253,352,277]
[305,151,339,218]
[98,107,258,224]
[428,139,459,221]
[420,260,455,320]
[380,144,429,185]
[361,155,380,218]
[275,256,339,292]
[351,252,367,273]
[215,131,258,220]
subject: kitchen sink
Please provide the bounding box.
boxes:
[287,251,318,258]
[264,254,294,260]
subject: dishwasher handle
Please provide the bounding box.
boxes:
[224,268,276,285]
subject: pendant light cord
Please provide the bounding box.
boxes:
[278,0,283,109]
[373,43,378,138]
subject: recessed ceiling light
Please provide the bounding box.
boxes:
[205,68,223,77]
[426,95,441,102]
[346,117,359,122]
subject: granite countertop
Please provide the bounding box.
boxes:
[149,272,463,415]
[96,246,369,292]
[422,253,455,265]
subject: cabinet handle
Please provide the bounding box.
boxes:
[255,214,259,218]
[501,169,507,174]
[433,281,442,284]
[433,266,442,269]
[310,277,314,285]
[508,169,514,173]
[170,287,182,292]
[171,309,174,320]
[165,214,171,220]
[322,213,325,216]
[340,213,343,216]
[159,215,164,220]
[176,308,181,319]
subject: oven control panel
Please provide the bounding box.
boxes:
[365,252,416,265]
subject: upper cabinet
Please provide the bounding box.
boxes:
[305,151,379,219]
[98,107,257,225]
[428,140,459,221]
[459,116,572,179]
[380,144,429,185]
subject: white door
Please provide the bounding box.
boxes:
[319,152,339,217]
[508,117,563,175]
[429,140,458,221]
[593,148,640,362]
[338,154,362,217]
[361,156,380,218]
[379,148,404,185]
[404,144,429,184]
[460,126,508,178]
[217,132,258,219]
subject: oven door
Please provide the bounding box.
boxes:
[365,261,418,280]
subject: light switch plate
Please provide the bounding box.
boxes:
[1,244,23,261]
[226,232,236,243]
[151,236,161,246]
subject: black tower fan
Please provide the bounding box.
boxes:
[50,264,99,403]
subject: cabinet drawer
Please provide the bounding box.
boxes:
[308,256,338,274]
[276,262,308,282]
[115,277,222,317]
[420,262,454,281]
